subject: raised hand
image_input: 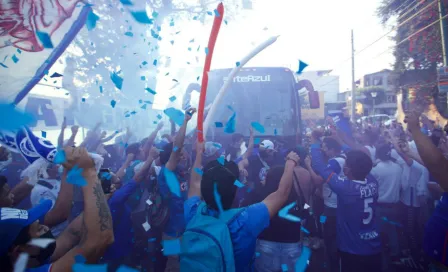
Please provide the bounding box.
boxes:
[185,107,197,122]
[62,147,94,171]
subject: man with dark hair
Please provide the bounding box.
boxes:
[182,141,300,270]
[311,141,381,272]
[0,175,14,207]
[0,146,114,272]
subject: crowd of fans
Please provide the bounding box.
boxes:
[0,107,447,272]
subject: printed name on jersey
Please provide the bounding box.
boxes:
[359,230,379,240]
[360,182,378,198]
[1,208,28,220]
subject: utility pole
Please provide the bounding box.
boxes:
[439,0,448,65]
[351,29,356,122]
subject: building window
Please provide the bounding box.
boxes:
[386,95,397,103]
[373,76,383,86]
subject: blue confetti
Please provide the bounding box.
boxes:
[207,11,213,15]
[295,246,311,272]
[164,107,184,126]
[54,150,66,164]
[196,76,200,81]
[17,49,22,54]
[110,72,123,90]
[224,112,236,134]
[224,20,228,25]
[255,252,260,258]
[274,128,278,136]
[214,9,221,17]
[215,122,223,128]
[251,122,265,133]
[41,131,47,138]
[145,88,156,95]
[141,76,146,81]
[131,11,153,24]
[120,0,133,5]
[99,86,103,93]
[254,138,261,144]
[81,98,86,102]
[234,180,245,188]
[74,254,86,263]
[141,104,147,110]
[0,63,8,68]
[50,72,63,78]
[163,168,181,197]
[236,62,240,67]
[36,31,54,48]
[110,100,117,108]
[173,146,179,152]
[152,11,159,18]
[194,168,203,176]
[0,103,34,131]
[124,31,134,37]
[278,202,301,222]
[153,59,157,66]
[12,54,19,63]
[101,172,112,180]
[149,237,157,242]
[169,96,176,102]
[214,183,224,215]
[67,166,87,187]
[301,226,310,234]
[217,157,225,165]
[116,265,138,272]
[319,215,327,224]
[86,10,100,31]
[142,61,148,65]
[382,217,403,227]
[296,60,308,75]
[157,114,162,120]
[170,20,175,27]
[281,264,288,272]
[162,239,181,256]
[72,264,107,272]
[205,47,209,55]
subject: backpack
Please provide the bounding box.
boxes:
[147,174,170,230]
[180,202,244,272]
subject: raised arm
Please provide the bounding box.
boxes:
[100,131,120,144]
[142,122,164,158]
[262,152,299,218]
[51,147,114,271]
[304,155,324,185]
[188,141,204,198]
[10,177,33,206]
[406,111,448,191]
[43,169,73,227]
[116,153,135,180]
[243,127,255,160]
[133,147,159,183]
[166,108,196,171]
[58,117,67,149]
[65,126,79,147]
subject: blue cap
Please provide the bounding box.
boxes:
[0,199,52,254]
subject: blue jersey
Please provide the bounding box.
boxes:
[311,144,381,255]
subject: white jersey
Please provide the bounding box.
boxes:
[323,156,346,208]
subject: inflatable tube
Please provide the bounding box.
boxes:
[197,3,224,142]
[203,35,279,139]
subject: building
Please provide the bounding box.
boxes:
[358,69,398,116]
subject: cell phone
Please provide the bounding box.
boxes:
[98,168,112,194]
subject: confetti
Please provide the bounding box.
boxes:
[170,20,175,27]
[251,122,265,133]
[17,49,22,54]
[234,180,245,188]
[224,112,236,134]
[278,202,301,222]
[120,0,133,5]
[255,252,260,258]
[194,168,203,176]
[319,215,327,224]
[173,146,179,152]
[12,54,19,63]
[301,226,310,234]
[54,150,66,164]
[50,72,63,78]
[36,31,54,48]
[81,98,86,102]
[74,254,86,263]
[254,138,261,144]
[145,88,156,95]
[142,221,151,231]
[169,96,176,102]
[131,11,153,24]
[236,62,240,67]
[28,238,55,248]
[0,103,34,131]
[214,9,221,17]
[67,166,87,187]
[295,246,311,272]
[99,86,103,93]
[117,265,139,272]
[41,131,47,138]
[14,253,29,272]
[152,11,159,18]
[110,100,117,108]
[110,73,123,90]
[304,203,310,209]
[296,60,308,75]
[213,183,224,215]
[205,47,209,55]
[124,31,134,37]
[163,167,181,197]
[86,10,100,31]
[217,157,225,165]
[215,122,223,128]
[146,199,153,206]
[274,129,278,136]
[72,263,108,272]
[162,239,181,256]
[153,59,157,66]
[0,63,8,68]
[141,76,146,81]
[141,104,147,110]
[163,107,184,126]
[281,264,288,272]
[207,11,213,16]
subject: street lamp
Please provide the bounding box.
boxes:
[370,91,378,116]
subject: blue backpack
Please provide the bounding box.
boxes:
[180,202,244,272]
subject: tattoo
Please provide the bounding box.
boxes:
[92,182,113,231]
[68,227,82,241]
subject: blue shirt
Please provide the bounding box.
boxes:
[103,179,139,261]
[184,196,270,271]
[158,166,189,237]
[311,144,381,255]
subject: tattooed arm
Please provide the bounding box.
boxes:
[51,147,114,271]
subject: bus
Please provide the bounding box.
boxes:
[182,67,318,147]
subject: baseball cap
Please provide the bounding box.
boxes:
[0,199,52,254]
[260,140,275,151]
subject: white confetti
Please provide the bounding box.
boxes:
[28,238,55,248]
[304,203,310,210]
[13,253,29,272]
[142,221,151,231]
[146,199,153,206]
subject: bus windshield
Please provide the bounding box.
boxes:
[202,67,298,137]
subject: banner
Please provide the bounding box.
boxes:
[301,92,325,120]
[0,1,91,104]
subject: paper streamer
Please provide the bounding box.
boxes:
[197,2,225,143]
[203,35,279,139]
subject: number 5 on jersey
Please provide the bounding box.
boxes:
[363,198,373,225]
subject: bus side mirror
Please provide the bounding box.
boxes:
[296,80,320,109]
